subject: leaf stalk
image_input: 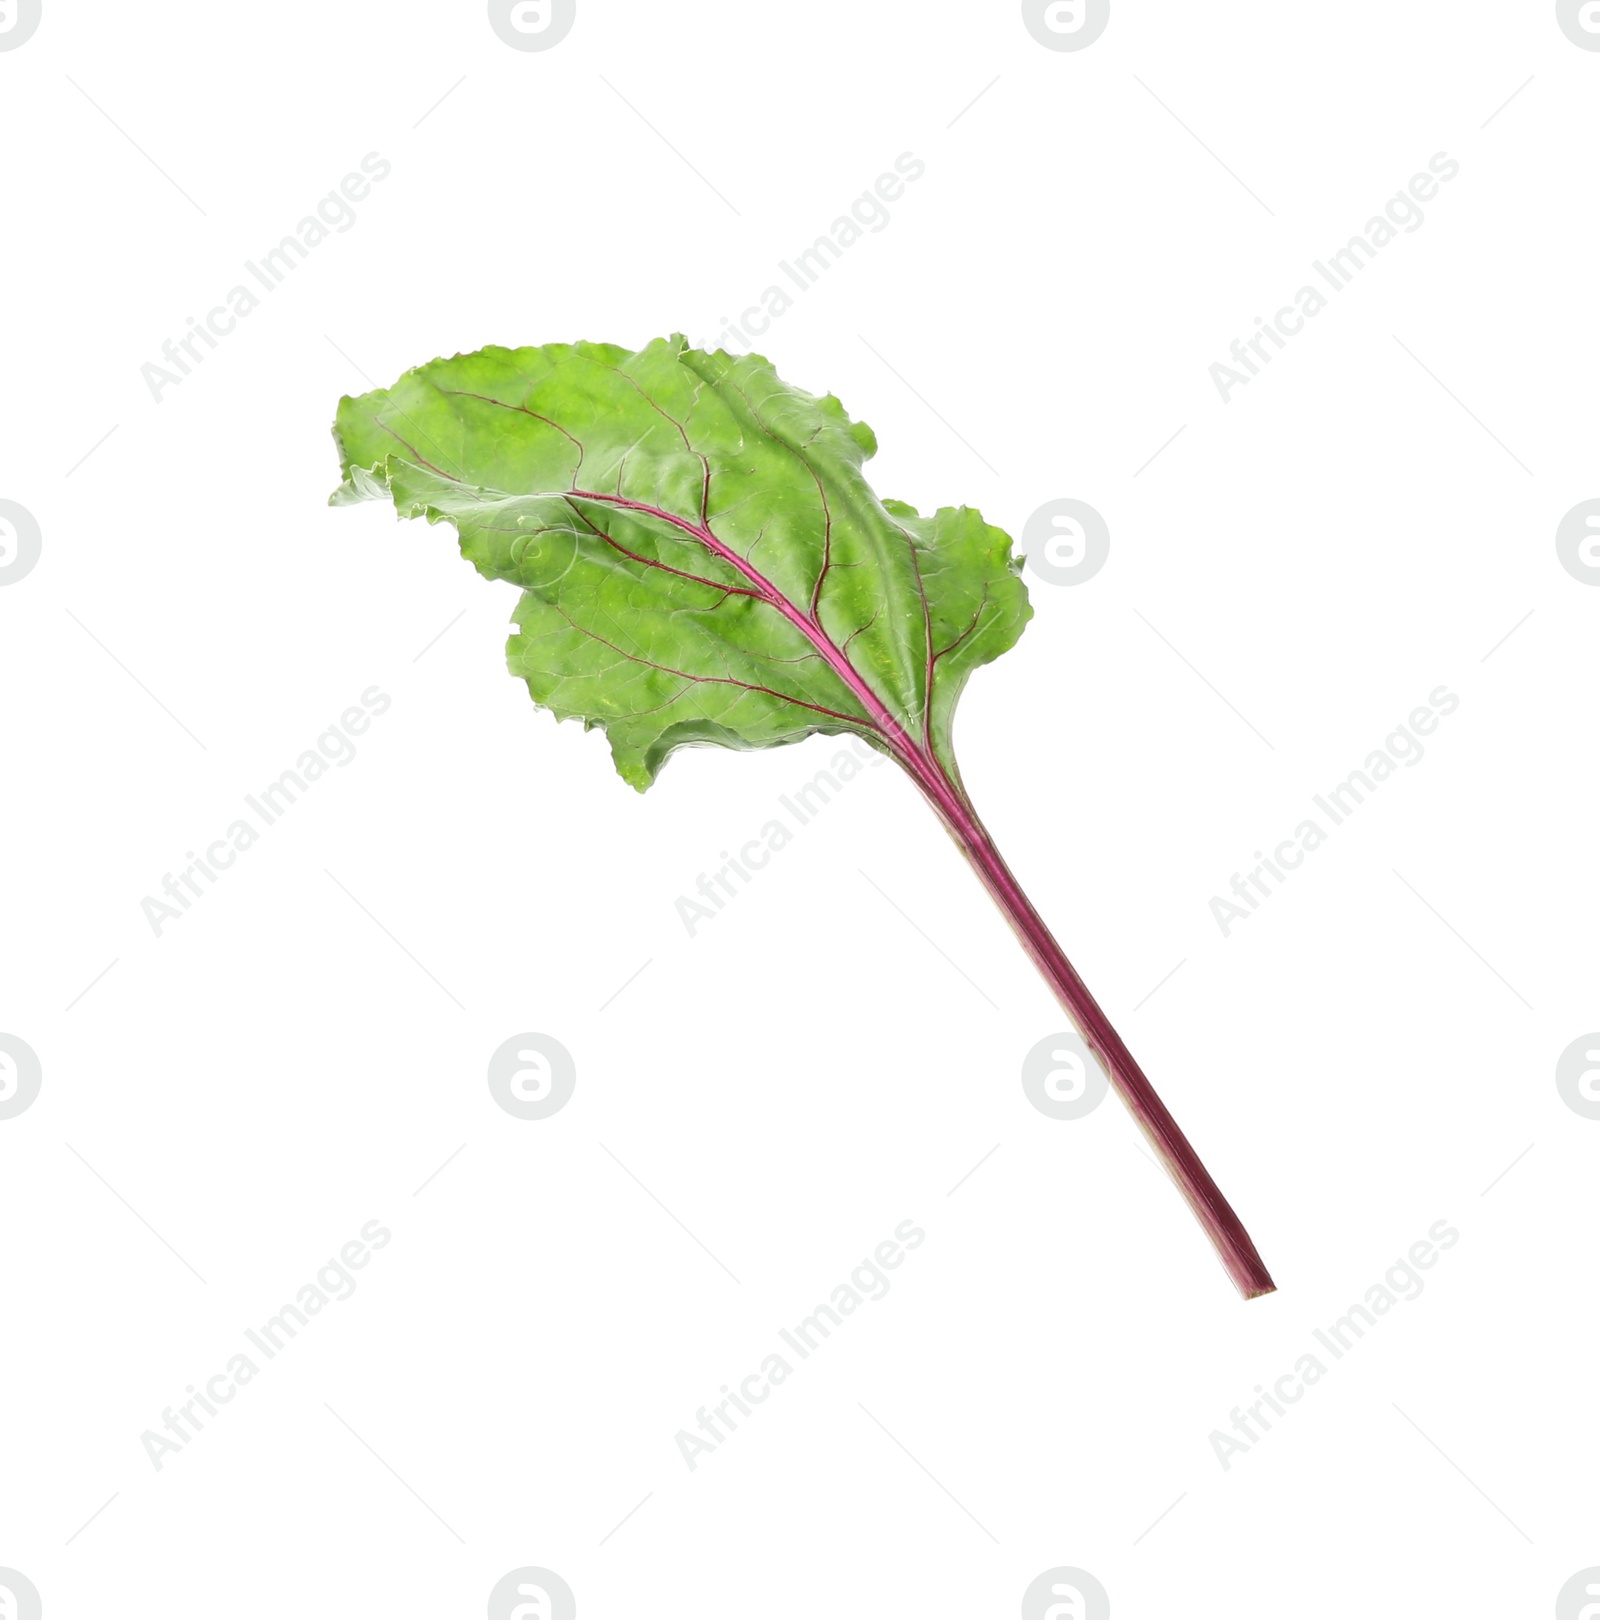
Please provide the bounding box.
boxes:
[897,747,1277,1301]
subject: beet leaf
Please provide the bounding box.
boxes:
[330,335,1275,1299]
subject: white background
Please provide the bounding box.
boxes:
[2,2,1597,1615]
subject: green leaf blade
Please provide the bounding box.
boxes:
[331,335,1030,788]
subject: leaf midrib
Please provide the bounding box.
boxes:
[568,487,922,762]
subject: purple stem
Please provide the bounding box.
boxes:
[866,711,1276,1298]
[572,486,1275,1297]
[903,754,1277,1300]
